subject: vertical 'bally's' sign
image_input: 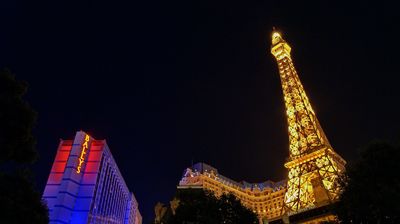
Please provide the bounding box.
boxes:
[76,134,90,174]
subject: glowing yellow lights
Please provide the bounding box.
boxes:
[272,32,282,45]
[76,134,90,174]
[272,32,281,37]
[271,30,346,214]
[179,167,286,221]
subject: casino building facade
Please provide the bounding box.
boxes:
[42,131,141,224]
[179,163,286,222]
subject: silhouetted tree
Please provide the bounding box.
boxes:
[155,188,258,224]
[0,171,49,223]
[0,69,37,163]
[0,69,48,223]
[334,141,400,223]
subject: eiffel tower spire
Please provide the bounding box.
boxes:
[271,30,346,213]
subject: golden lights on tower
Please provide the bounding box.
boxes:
[271,30,346,213]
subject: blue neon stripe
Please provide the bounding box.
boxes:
[61,178,80,185]
[58,191,78,198]
[54,204,74,211]
[59,177,97,186]
[80,183,96,186]
[49,219,69,224]
[58,191,93,199]
[53,204,91,213]
[43,196,57,199]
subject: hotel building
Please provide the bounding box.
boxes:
[42,131,141,224]
[179,163,286,222]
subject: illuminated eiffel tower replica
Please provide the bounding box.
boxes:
[271,30,346,221]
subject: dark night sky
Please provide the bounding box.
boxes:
[1,0,400,222]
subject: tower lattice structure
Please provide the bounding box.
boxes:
[270,31,346,214]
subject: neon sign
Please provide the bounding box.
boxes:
[76,134,90,174]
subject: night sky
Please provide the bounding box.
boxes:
[1,0,399,222]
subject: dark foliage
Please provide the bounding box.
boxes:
[0,69,37,163]
[334,141,400,223]
[161,188,258,224]
[0,171,49,224]
[0,69,48,223]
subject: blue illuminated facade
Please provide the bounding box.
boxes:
[42,131,141,224]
